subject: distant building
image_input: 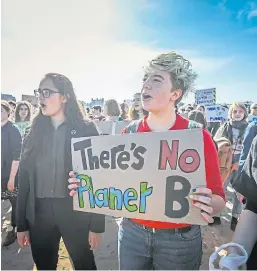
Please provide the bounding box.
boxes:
[22,94,38,107]
[84,98,104,108]
[1,93,16,101]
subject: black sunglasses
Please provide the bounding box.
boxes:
[34,89,60,99]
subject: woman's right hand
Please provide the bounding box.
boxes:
[68,171,80,196]
[17,231,30,247]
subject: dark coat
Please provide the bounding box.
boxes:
[16,120,105,233]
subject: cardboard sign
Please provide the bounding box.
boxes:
[248,115,257,122]
[205,105,229,123]
[72,129,207,225]
[195,88,216,106]
[94,120,132,135]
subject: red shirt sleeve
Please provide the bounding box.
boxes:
[203,129,225,200]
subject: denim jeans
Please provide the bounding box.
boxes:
[118,218,202,270]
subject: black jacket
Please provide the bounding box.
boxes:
[17,120,105,233]
[1,121,22,180]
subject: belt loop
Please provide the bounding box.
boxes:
[175,228,179,234]
[153,228,156,233]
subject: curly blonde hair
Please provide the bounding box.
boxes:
[144,52,197,103]
[228,103,248,121]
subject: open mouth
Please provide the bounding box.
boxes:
[142,94,152,101]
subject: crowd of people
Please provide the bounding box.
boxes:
[1,52,257,270]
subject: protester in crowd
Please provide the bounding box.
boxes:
[1,100,22,246]
[214,102,248,230]
[237,121,257,174]
[196,104,205,116]
[211,136,257,270]
[247,103,257,122]
[120,102,129,120]
[128,93,148,120]
[103,99,123,121]
[188,110,207,128]
[8,100,16,121]
[14,101,32,137]
[92,105,105,121]
[68,52,225,270]
[16,73,105,270]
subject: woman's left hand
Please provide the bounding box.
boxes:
[88,231,102,250]
[189,187,214,223]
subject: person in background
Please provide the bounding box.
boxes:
[214,102,248,230]
[8,100,16,121]
[196,104,205,116]
[16,73,104,270]
[247,103,257,122]
[15,101,32,137]
[212,136,257,270]
[185,105,194,114]
[103,99,123,121]
[69,52,225,270]
[92,105,105,121]
[120,102,129,120]
[128,93,148,120]
[1,100,22,246]
[188,110,207,128]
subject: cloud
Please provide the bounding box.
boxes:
[248,8,257,19]
[1,0,234,103]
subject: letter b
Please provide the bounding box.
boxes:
[164,176,191,219]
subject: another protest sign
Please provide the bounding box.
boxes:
[205,105,229,122]
[195,88,216,106]
[72,129,207,225]
[94,120,131,135]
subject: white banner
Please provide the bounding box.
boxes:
[195,88,216,106]
[205,105,229,122]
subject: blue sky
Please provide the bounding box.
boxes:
[2,0,257,103]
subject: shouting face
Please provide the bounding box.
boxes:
[141,69,182,113]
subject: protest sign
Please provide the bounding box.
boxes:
[72,129,207,225]
[195,88,216,106]
[94,120,131,135]
[248,115,257,122]
[205,105,229,122]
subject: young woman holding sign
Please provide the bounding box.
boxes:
[16,73,105,270]
[68,52,225,270]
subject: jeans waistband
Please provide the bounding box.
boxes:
[127,219,191,233]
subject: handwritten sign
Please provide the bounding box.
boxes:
[205,105,229,123]
[72,129,207,225]
[94,120,131,135]
[248,115,257,122]
[195,88,216,106]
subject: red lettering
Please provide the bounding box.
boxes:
[178,149,200,173]
[158,140,179,170]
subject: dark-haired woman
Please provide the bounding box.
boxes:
[16,73,105,270]
[15,101,32,137]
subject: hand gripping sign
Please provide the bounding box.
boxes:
[72,129,207,225]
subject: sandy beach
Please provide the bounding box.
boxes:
[1,189,234,270]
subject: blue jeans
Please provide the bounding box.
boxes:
[118,219,202,270]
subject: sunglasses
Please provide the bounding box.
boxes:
[133,98,141,102]
[34,89,60,99]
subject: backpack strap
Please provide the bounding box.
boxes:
[124,120,142,134]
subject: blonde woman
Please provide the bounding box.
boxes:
[103,99,123,121]
[214,102,248,230]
